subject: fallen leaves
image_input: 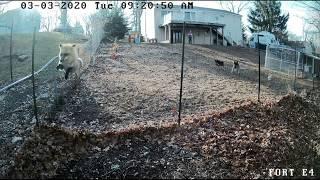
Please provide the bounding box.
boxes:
[5,94,320,179]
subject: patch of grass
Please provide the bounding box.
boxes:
[0,32,87,86]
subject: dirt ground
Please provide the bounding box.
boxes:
[6,95,320,179]
[3,43,319,178]
[50,43,301,133]
[0,42,90,177]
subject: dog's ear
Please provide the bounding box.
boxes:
[59,44,63,47]
[72,44,76,47]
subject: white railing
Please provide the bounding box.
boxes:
[162,12,219,25]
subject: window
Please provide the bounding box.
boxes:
[191,12,195,20]
[185,12,191,20]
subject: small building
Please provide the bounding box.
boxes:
[248,31,279,49]
[285,41,313,54]
[265,44,320,80]
[141,5,242,46]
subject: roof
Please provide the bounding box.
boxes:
[286,41,310,49]
[172,5,241,17]
[163,21,225,28]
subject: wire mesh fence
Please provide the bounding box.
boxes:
[44,42,183,132]
[0,13,101,175]
[1,10,320,177]
[0,23,13,85]
[0,27,36,175]
[174,43,320,119]
[2,28,320,135]
[265,44,320,93]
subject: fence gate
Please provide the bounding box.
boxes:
[265,44,299,76]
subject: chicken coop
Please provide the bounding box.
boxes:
[265,44,320,80]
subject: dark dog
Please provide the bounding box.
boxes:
[215,59,224,66]
[231,60,240,74]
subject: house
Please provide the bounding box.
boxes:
[140,5,242,46]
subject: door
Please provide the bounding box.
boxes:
[173,30,182,43]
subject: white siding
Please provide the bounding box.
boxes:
[141,6,242,45]
[141,8,155,40]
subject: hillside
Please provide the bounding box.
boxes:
[0,32,87,86]
[1,42,319,178]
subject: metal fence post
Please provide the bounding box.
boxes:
[280,48,283,70]
[31,27,39,127]
[178,22,186,126]
[294,47,297,91]
[9,20,13,81]
[265,45,268,68]
[258,34,263,102]
[313,58,315,90]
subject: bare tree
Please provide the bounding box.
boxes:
[41,16,52,32]
[219,0,250,14]
[0,1,10,15]
[80,14,92,37]
[299,1,320,32]
[298,1,320,53]
[219,1,251,45]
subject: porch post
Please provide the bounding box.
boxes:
[165,25,167,41]
[168,24,171,44]
[216,27,218,45]
[222,27,224,46]
[209,27,212,45]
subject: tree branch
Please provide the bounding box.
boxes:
[0,1,10,5]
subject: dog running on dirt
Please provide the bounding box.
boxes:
[215,59,224,66]
[56,44,83,80]
[231,60,240,74]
